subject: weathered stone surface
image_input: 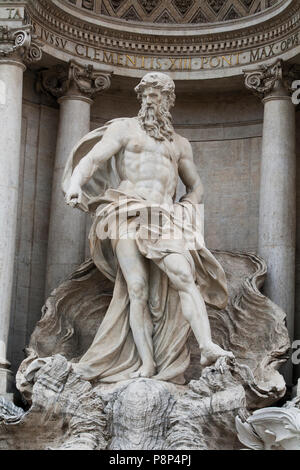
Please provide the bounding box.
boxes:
[166,357,249,450]
[0,250,290,450]
[1,355,108,450]
[105,379,175,450]
[22,251,290,397]
[185,251,290,408]
[245,60,296,379]
[236,393,300,450]
[1,353,286,450]
[0,397,24,424]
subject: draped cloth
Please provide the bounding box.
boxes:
[62,119,228,384]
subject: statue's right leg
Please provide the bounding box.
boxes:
[115,239,156,378]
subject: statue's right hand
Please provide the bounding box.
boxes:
[65,186,82,208]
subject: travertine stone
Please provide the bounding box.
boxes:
[0,248,290,450]
[0,25,42,394]
[0,52,34,394]
[8,100,58,375]
[0,396,24,424]
[236,393,300,450]
[0,353,289,450]
[0,369,14,401]
[24,0,300,80]
[42,62,111,295]
[245,60,296,385]
[62,73,235,383]
[45,95,91,295]
[0,59,25,378]
[37,61,111,101]
[106,379,175,450]
[19,251,289,405]
[0,25,42,64]
[0,355,108,450]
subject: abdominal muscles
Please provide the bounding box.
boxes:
[116,148,178,205]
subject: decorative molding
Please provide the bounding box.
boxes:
[19,0,300,79]
[64,0,280,25]
[0,24,42,64]
[26,0,300,57]
[37,60,111,100]
[244,58,295,98]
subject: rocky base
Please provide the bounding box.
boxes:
[0,354,286,450]
[0,250,291,450]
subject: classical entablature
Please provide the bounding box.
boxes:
[65,0,280,24]
[16,0,299,79]
[1,0,300,77]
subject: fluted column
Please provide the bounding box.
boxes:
[0,25,42,394]
[39,62,111,296]
[245,60,296,384]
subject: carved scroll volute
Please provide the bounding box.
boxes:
[37,60,112,100]
[244,59,285,99]
[0,25,42,64]
[68,60,112,98]
[36,64,70,98]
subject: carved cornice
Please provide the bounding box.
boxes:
[244,58,295,98]
[26,0,300,56]
[64,0,281,25]
[37,60,111,100]
[0,24,42,64]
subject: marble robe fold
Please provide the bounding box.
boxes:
[63,120,228,384]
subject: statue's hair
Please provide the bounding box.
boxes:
[135,72,176,109]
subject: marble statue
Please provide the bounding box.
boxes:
[63,72,233,384]
[0,72,291,453]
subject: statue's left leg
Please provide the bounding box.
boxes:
[159,253,234,368]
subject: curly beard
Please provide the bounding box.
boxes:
[137,101,174,142]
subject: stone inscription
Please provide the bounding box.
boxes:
[0,0,25,19]
[31,21,300,72]
[0,6,24,19]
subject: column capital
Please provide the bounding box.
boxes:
[37,60,112,102]
[0,24,42,66]
[244,59,295,101]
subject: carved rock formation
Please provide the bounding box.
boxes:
[0,251,290,450]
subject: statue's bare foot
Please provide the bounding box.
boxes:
[130,362,156,379]
[200,343,234,368]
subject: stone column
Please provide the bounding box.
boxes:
[0,25,42,395]
[39,62,111,296]
[245,59,296,384]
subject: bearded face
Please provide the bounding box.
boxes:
[137,87,175,142]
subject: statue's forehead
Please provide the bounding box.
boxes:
[141,77,159,86]
[141,85,161,93]
[140,73,172,86]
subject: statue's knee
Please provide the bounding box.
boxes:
[128,280,148,303]
[169,267,194,291]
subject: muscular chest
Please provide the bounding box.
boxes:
[122,134,179,175]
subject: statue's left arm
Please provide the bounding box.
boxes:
[178,137,204,205]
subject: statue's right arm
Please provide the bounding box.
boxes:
[65,121,128,207]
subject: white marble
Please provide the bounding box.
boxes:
[244,60,296,386]
[236,404,300,450]
[0,59,25,392]
[62,73,240,382]
[259,93,296,344]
